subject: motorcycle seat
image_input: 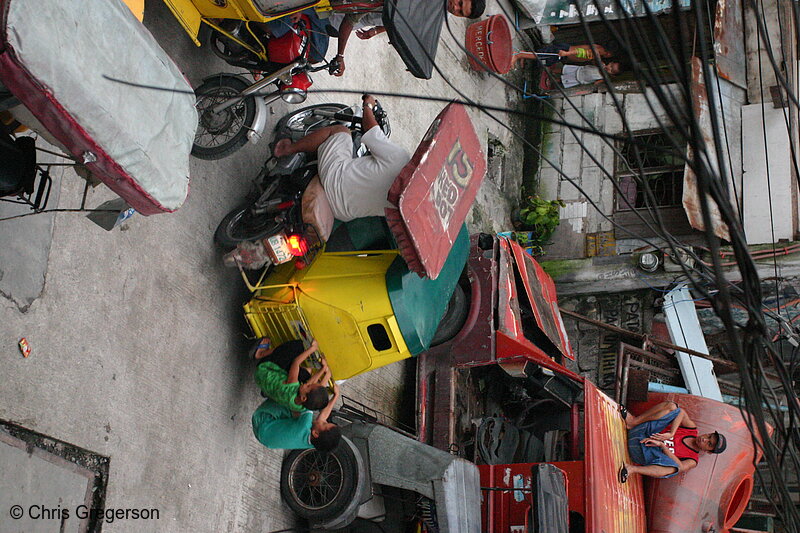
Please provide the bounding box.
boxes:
[301,176,334,241]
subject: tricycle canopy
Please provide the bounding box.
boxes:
[382,0,446,79]
[0,0,196,214]
[386,102,486,279]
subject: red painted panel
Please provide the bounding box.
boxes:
[495,331,583,382]
[386,103,486,279]
[505,238,575,360]
[584,382,647,533]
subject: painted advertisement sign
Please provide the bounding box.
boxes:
[515,0,691,25]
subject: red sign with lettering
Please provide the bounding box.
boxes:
[386,103,486,279]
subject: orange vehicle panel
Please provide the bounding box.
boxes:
[584,382,647,533]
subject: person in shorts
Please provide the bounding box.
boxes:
[272,94,409,222]
[253,338,331,412]
[512,42,614,68]
[619,400,727,483]
[251,382,341,451]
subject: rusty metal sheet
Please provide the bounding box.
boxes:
[682,57,733,241]
[385,103,486,279]
[713,0,746,88]
[586,231,616,257]
[583,382,647,533]
[497,239,523,341]
[505,238,575,360]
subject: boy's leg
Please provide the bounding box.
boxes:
[626,463,678,479]
[625,400,678,429]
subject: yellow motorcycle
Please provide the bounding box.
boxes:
[164,0,446,80]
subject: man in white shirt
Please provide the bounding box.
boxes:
[272,94,409,222]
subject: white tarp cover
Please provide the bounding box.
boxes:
[0,0,196,214]
[663,284,723,401]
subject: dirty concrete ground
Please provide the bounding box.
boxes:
[0,1,535,531]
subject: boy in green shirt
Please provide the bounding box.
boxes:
[254,338,331,411]
[251,382,342,451]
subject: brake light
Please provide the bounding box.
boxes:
[287,234,308,256]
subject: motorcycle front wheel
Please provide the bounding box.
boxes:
[275,103,351,140]
[193,77,256,160]
[214,202,283,247]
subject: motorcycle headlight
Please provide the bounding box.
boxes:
[281,88,307,104]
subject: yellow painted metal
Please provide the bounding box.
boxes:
[165,0,336,44]
[244,250,412,380]
[201,19,268,60]
[122,0,145,21]
[162,0,203,45]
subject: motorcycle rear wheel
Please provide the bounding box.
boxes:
[208,27,254,65]
[214,202,283,247]
[193,77,256,161]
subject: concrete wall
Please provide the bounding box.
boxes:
[537,80,745,261]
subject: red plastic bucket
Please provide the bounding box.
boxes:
[465,15,512,74]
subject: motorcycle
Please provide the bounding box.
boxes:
[191,0,448,160]
[192,13,340,160]
[214,99,390,269]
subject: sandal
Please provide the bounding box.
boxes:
[618,465,629,484]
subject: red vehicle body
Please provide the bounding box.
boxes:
[417,236,765,532]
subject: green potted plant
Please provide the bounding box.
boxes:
[513,195,565,246]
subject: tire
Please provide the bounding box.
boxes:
[192,76,256,160]
[214,201,282,247]
[280,438,361,522]
[275,103,351,140]
[207,26,253,64]
[430,284,469,346]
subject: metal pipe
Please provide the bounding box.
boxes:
[211,62,302,114]
[560,309,738,372]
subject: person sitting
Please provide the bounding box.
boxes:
[254,338,331,411]
[328,0,486,76]
[251,382,342,451]
[619,400,727,483]
[272,94,410,222]
[512,42,614,68]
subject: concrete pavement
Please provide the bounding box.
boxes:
[0,1,533,531]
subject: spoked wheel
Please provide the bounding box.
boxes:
[280,437,360,522]
[275,103,351,140]
[192,77,256,160]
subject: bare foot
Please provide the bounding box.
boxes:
[273,138,293,157]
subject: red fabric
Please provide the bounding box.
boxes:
[666,426,700,463]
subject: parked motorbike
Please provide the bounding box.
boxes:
[193,14,343,160]
[214,99,390,269]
